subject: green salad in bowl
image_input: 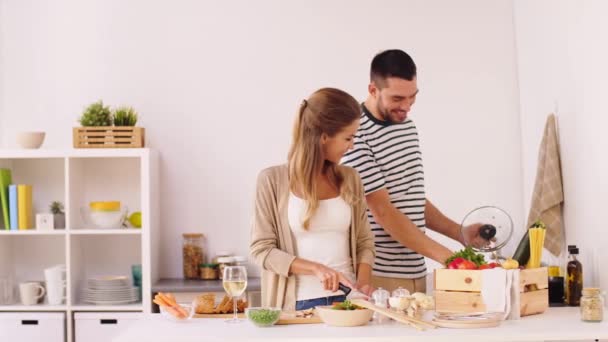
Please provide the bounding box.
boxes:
[245,307,282,327]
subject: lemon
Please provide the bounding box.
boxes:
[129,212,142,228]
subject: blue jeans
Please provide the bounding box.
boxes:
[295,295,347,311]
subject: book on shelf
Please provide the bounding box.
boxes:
[0,168,12,229]
[8,185,18,230]
[17,184,33,230]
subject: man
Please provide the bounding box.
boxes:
[342,49,479,293]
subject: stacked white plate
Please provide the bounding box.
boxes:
[83,276,139,305]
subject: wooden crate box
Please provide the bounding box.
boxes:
[434,267,548,317]
[73,127,145,148]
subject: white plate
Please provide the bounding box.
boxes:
[83,298,138,305]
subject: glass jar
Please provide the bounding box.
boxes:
[182,233,204,279]
[217,256,235,280]
[580,288,604,322]
[232,255,247,267]
[199,263,219,280]
[371,287,391,324]
[212,251,233,265]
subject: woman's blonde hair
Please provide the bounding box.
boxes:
[287,87,361,229]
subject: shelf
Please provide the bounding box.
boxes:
[71,303,143,311]
[69,229,142,235]
[0,304,67,311]
[0,148,150,159]
[0,230,66,235]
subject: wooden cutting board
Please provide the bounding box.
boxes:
[193,312,322,325]
[194,313,245,318]
[350,299,437,331]
[432,317,500,329]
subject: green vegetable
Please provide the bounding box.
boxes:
[512,230,531,266]
[530,220,546,229]
[247,309,280,326]
[445,247,487,267]
[331,300,362,311]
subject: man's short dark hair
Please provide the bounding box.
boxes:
[370,50,417,87]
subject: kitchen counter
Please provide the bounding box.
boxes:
[152,277,261,293]
[113,307,607,342]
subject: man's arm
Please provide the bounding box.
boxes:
[424,199,464,244]
[366,189,453,264]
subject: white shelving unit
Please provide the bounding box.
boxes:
[0,148,159,342]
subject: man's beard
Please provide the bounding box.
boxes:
[377,98,398,123]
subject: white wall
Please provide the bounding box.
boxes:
[0,0,523,278]
[514,0,607,289]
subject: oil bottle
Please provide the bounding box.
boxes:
[566,247,583,306]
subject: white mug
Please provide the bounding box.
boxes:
[45,280,66,305]
[44,265,66,305]
[19,282,45,305]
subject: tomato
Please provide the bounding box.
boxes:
[457,260,477,270]
[488,262,499,269]
[447,257,466,269]
[478,264,492,270]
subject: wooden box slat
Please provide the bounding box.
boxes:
[73,127,145,148]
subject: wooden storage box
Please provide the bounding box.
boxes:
[73,126,145,148]
[434,267,548,317]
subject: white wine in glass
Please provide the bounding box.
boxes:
[222,265,247,323]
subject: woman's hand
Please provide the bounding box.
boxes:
[312,263,355,292]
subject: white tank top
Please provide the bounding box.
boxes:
[288,193,355,301]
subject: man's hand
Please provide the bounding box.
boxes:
[462,223,496,248]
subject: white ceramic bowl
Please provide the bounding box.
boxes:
[315,305,373,327]
[159,302,195,322]
[16,131,45,149]
[81,207,127,229]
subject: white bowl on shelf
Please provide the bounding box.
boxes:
[80,206,127,229]
[16,131,45,149]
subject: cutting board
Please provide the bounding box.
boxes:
[350,299,437,331]
[193,312,322,325]
[432,317,500,329]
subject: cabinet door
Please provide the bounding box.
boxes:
[0,312,65,341]
[75,312,141,342]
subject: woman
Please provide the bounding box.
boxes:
[250,88,375,311]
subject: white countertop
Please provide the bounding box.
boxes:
[113,307,607,342]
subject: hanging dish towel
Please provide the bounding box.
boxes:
[526,114,564,256]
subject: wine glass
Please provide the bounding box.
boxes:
[222,265,247,323]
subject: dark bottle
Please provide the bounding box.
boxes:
[566,247,583,306]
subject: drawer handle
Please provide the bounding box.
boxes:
[21,320,39,325]
[464,277,473,284]
[100,319,118,325]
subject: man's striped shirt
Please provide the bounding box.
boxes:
[341,104,427,278]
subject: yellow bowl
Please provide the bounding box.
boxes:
[315,305,373,327]
[90,201,121,212]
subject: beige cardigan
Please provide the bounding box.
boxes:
[249,164,375,311]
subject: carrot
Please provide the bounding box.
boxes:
[164,305,184,319]
[158,293,178,307]
[154,295,170,307]
[156,293,188,319]
[175,304,189,318]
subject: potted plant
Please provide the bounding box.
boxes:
[112,106,138,126]
[50,201,65,229]
[79,100,113,127]
[73,100,145,148]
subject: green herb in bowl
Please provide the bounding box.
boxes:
[245,307,281,327]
